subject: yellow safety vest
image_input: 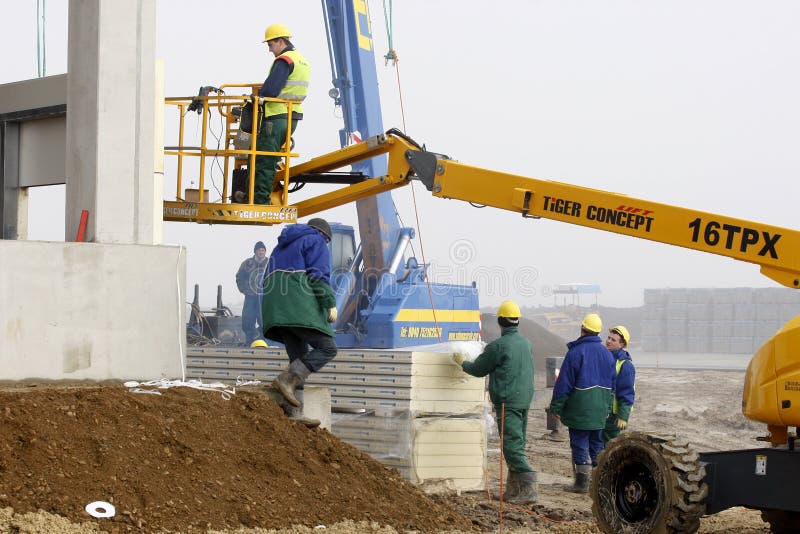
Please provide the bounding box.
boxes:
[263,49,310,119]
[612,359,632,414]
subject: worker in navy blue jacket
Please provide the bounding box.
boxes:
[254,23,311,205]
[549,313,615,493]
[236,241,268,346]
[603,325,635,443]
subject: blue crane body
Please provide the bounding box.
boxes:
[320,0,480,348]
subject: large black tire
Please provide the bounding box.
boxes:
[591,432,708,534]
[761,510,800,533]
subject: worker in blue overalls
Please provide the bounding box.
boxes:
[603,325,635,443]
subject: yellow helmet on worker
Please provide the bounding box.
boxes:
[497,300,521,319]
[263,23,292,42]
[610,325,630,346]
[581,313,602,334]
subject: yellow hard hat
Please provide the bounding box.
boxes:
[497,300,521,318]
[263,23,292,42]
[581,313,602,334]
[250,339,268,349]
[610,325,630,345]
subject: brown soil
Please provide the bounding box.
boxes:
[0,385,471,533]
[0,369,776,533]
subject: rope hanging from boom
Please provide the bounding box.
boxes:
[380,0,440,342]
[382,0,397,66]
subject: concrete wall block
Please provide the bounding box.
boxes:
[641,336,663,352]
[732,320,755,337]
[712,303,735,320]
[711,320,733,338]
[755,305,779,321]
[755,320,783,338]
[666,335,687,353]
[641,320,662,337]
[780,303,800,320]
[644,288,669,305]
[686,320,711,336]
[687,336,710,353]
[688,290,714,304]
[666,319,687,336]
[666,303,688,320]
[643,305,666,321]
[729,337,754,354]
[687,304,711,320]
[733,305,757,320]
[667,288,690,304]
[713,288,754,304]
[754,288,799,304]
[711,338,731,353]
[0,241,185,380]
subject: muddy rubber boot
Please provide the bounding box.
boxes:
[281,402,321,428]
[273,359,311,407]
[493,471,520,501]
[566,463,591,493]
[509,471,538,504]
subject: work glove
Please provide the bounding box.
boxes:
[450,352,466,366]
[616,417,628,430]
[327,307,338,323]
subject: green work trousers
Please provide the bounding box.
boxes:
[254,117,298,205]
[495,404,533,473]
[602,413,621,443]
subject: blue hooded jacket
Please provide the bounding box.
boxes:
[260,224,336,339]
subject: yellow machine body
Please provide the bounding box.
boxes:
[743,315,800,438]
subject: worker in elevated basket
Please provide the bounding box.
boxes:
[260,218,337,418]
[452,300,537,504]
[603,325,635,443]
[548,313,615,493]
[255,23,311,205]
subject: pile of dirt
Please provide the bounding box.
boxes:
[481,313,566,372]
[0,384,473,533]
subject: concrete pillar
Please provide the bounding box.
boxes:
[66,0,158,244]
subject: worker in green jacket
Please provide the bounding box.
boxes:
[452,300,537,504]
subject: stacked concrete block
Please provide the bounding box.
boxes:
[665,290,689,353]
[641,289,668,351]
[642,287,800,354]
[185,346,488,491]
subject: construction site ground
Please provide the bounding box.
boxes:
[0,367,772,533]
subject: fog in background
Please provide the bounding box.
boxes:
[3,1,799,312]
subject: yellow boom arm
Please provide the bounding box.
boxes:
[288,132,800,289]
[406,151,800,289]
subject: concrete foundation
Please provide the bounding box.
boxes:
[0,240,185,380]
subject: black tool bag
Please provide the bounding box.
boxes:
[239,98,262,134]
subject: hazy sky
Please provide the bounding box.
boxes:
[3,1,799,310]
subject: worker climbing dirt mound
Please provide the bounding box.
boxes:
[0,385,472,533]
